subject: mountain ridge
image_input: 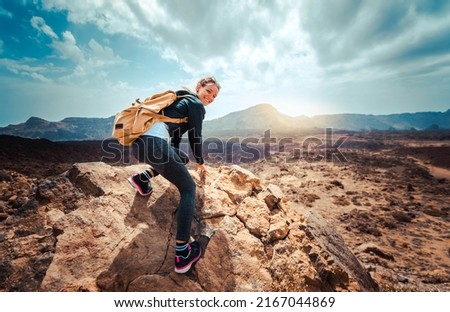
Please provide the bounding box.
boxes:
[0,104,449,140]
[204,105,450,135]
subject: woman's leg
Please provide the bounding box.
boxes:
[133,141,190,181]
[132,136,195,242]
[132,136,201,273]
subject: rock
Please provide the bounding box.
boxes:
[357,243,395,261]
[258,183,284,210]
[3,162,379,292]
[236,197,270,238]
[392,211,413,223]
[212,165,261,203]
[303,211,379,291]
[268,220,289,241]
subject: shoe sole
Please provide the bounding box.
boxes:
[174,246,202,274]
[127,177,153,196]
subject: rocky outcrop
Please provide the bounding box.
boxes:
[1,162,378,292]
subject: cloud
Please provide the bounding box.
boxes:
[2,0,447,123]
[30,16,58,39]
[27,14,126,83]
[68,38,127,82]
[39,0,450,81]
[40,0,318,92]
[299,1,450,81]
[51,31,84,62]
[0,58,53,83]
[42,0,169,37]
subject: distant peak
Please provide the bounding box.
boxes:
[253,103,276,109]
[26,116,47,122]
[245,103,278,112]
[25,116,49,125]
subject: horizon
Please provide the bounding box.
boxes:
[1,1,450,127]
[2,103,449,128]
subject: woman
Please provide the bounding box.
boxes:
[128,76,220,273]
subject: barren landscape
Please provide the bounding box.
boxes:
[241,131,450,291]
[0,129,449,291]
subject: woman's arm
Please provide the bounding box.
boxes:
[187,101,206,165]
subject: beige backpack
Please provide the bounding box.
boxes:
[112,90,191,146]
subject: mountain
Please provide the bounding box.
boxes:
[204,105,450,135]
[203,103,316,136]
[311,110,450,131]
[0,105,449,141]
[0,116,114,141]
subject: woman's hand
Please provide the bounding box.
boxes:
[195,163,206,175]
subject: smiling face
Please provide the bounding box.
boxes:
[196,82,220,106]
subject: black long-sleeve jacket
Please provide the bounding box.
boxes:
[162,90,205,164]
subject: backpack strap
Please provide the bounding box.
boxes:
[176,94,197,100]
[148,93,196,123]
[138,109,188,124]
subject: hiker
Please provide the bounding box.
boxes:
[128,76,221,273]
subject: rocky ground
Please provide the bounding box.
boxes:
[239,130,450,291]
[0,131,449,292]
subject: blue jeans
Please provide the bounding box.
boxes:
[132,135,195,242]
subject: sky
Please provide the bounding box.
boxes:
[1,0,450,127]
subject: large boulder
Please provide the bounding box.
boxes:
[2,162,378,292]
